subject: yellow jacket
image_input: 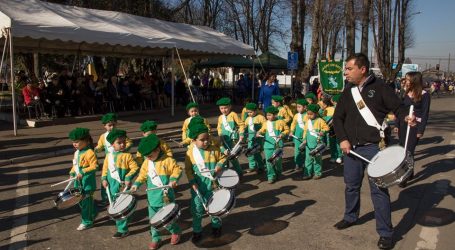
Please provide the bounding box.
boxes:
[323,106,335,117]
[257,119,290,136]
[101,151,139,182]
[182,116,211,145]
[95,131,133,153]
[277,105,293,125]
[136,139,173,166]
[217,111,245,136]
[290,112,308,134]
[69,148,98,175]
[134,155,182,185]
[302,118,330,139]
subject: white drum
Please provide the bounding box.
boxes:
[367,145,414,188]
[149,203,181,230]
[217,169,240,189]
[108,193,137,220]
[207,189,236,217]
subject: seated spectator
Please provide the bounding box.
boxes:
[22,81,44,118]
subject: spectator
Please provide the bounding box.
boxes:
[258,73,280,111]
[236,74,247,102]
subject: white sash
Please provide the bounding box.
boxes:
[267,121,278,142]
[307,119,318,137]
[222,115,234,133]
[147,160,164,187]
[351,87,387,137]
[72,151,80,175]
[107,153,122,184]
[192,146,214,180]
[248,117,255,132]
[104,131,113,153]
[297,113,304,129]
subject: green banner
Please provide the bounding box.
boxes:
[318,61,344,95]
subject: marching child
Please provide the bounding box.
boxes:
[330,94,343,163]
[95,113,133,207]
[302,104,329,180]
[185,117,227,243]
[101,129,139,239]
[68,127,98,231]
[216,97,244,177]
[305,92,317,105]
[320,98,338,163]
[271,95,293,126]
[257,106,289,183]
[244,103,266,173]
[136,120,173,166]
[181,102,211,147]
[131,134,183,250]
[240,97,253,122]
[289,99,308,171]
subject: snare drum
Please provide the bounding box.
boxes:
[267,148,283,165]
[149,203,181,230]
[309,143,327,157]
[108,193,137,220]
[244,143,261,157]
[217,169,240,189]
[367,145,414,188]
[207,189,236,217]
[227,140,244,160]
[54,188,84,210]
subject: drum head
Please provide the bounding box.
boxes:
[368,146,406,177]
[208,189,232,214]
[108,193,134,214]
[218,169,239,188]
[150,203,177,225]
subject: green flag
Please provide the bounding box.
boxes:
[318,61,344,95]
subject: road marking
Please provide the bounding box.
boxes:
[415,227,439,250]
[8,165,29,250]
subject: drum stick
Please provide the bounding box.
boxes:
[349,150,373,164]
[63,179,74,191]
[404,105,414,152]
[105,185,113,207]
[50,177,76,187]
[146,185,170,191]
[200,169,216,173]
[290,134,303,142]
[168,138,182,144]
[193,186,209,212]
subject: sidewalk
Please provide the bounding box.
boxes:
[0,103,233,165]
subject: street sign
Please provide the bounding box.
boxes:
[288,52,298,70]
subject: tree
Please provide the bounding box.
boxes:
[302,0,322,82]
[290,0,306,74]
[360,0,371,55]
[344,0,356,57]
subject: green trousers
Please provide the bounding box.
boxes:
[108,184,132,233]
[329,136,343,160]
[293,138,305,168]
[247,139,264,170]
[190,190,221,233]
[264,148,282,181]
[220,146,243,176]
[79,192,97,226]
[304,147,322,177]
[148,206,181,242]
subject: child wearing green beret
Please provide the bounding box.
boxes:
[320,98,341,163]
[240,97,253,122]
[68,127,98,231]
[101,129,139,239]
[185,117,227,243]
[330,95,343,164]
[216,97,245,177]
[271,95,293,126]
[290,99,308,171]
[256,106,289,183]
[305,92,317,104]
[181,102,211,147]
[131,134,183,250]
[302,104,329,180]
[136,120,173,166]
[244,103,266,173]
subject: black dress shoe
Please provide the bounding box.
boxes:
[377,236,394,249]
[212,227,222,238]
[333,219,355,230]
[192,232,202,243]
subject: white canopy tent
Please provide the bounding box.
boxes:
[0,0,254,135]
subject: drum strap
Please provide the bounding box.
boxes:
[147,160,164,187]
[307,119,318,137]
[351,87,387,138]
[104,131,113,153]
[267,121,278,143]
[108,153,122,184]
[72,151,80,175]
[297,113,304,129]
[222,115,234,134]
[248,117,255,132]
[192,146,214,180]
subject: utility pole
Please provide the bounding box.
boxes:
[448,53,451,75]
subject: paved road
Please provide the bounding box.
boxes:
[1,97,454,250]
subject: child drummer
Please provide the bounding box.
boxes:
[256,106,289,184]
[131,134,183,250]
[330,94,343,164]
[271,95,293,126]
[95,113,133,207]
[244,102,266,173]
[101,129,139,239]
[320,97,339,163]
[181,102,211,147]
[136,120,173,166]
[68,127,98,231]
[185,117,227,243]
[289,99,308,171]
[302,104,329,180]
[216,97,244,177]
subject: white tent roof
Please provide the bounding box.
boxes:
[0,0,254,57]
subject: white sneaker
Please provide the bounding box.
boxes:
[76,223,92,231]
[336,158,342,164]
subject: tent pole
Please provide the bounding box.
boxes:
[174,47,195,103]
[171,49,175,117]
[0,32,7,77]
[252,55,255,101]
[8,28,17,136]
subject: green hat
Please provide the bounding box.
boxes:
[68,127,90,141]
[186,102,199,110]
[245,103,257,111]
[296,99,308,106]
[101,113,117,124]
[271,95,284,102]
[307,104,320,113]
[265,106,279,114]
[140,120,157,132]
[216,97,231,106]
[305,92,317,101]
[106,129,127,144]
[332,94,341,103]
[137,134,160,156]
[188,116,209,139]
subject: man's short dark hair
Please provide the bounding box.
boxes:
[346,53,370,72]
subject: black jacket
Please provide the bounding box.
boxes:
[333,75,408,145]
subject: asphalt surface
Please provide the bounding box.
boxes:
[0,96,454,250]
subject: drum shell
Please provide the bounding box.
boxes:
[368,152,414,188]
[267,148,283,164]
[309,143,327,157]
[245,143,261,157]
[108,194,137,221]
[207,189,236,217]
[54,188,84,210]
[227,140,244,160]
[150,203,181,230]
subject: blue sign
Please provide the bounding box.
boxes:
[288,52,298,70]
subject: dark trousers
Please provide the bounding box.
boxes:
[343,144,393,238]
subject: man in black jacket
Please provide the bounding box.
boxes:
[333,53,416,250]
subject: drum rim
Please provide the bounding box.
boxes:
[108,196,137,219]
[150,203,179,225]
[54,188,84,209]
[207,189,235,216]
[150,204,181,229]
[367,146,408,177]
[369,160,414,188]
